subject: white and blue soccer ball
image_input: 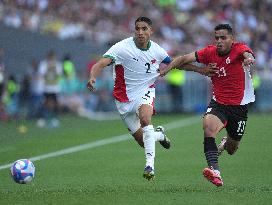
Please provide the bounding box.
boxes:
[10,159,35,184]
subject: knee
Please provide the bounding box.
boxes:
[203,125,217,138]
[140,116,150,127]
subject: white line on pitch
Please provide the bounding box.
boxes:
[0,116,200,170]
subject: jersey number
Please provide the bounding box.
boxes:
[237,121,246,135]
[142,91,151,100]
[145,63,151,73]
[216,67,227,77]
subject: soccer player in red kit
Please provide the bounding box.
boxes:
[160,24,255,187]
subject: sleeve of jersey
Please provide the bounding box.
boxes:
[195,47,210,65]
[161,56,171,64]
[156,45,172,64]
[237,44,255,58]
[103,44,119,64]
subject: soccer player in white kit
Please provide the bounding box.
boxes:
[87,17,216,180]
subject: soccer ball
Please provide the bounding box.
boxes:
[10,159,35,184]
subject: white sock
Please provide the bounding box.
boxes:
[143,125,155,168]
[153,131,164,141]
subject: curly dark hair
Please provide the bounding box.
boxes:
[214,24,233,35]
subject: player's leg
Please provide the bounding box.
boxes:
[119,110,144,148]
[218,135,239,156]
[202,113,225,186]
[138,88,169,148]
[139,103,156,180]
[42,93,51,126]
[224,136,240,155]
[216,135,239,155]
[225,116,247,155]
[117,101,166,149]
[132,125,170,149]
[132,128,144,148]
[203,114,225,170]
[218,104,248,155]
[115,99,144,147]
[134,88,169,180]
[136,88,156,180]
[50,93,59,127]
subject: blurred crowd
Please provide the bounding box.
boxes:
[0,47,115,126]
[1,0,271,72]
[0,0,272,123]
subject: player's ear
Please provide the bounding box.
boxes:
[150,27,154,35]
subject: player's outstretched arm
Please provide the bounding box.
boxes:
[160,52,196,76]
[87,57,112,92]
[181,63,217,77]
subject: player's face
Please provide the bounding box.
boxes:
[214,29,234,55]
[134,21,153,49]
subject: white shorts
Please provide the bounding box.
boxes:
[115,88,155,134]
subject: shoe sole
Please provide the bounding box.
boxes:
[203,168,223,187]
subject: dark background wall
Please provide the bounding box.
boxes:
[0,24,104,77]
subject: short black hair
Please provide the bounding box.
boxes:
[135,16,152,27]
[214,24,233,35]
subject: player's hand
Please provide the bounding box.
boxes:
[86,78,96,92]
[159,65,171,77]
[201,63,217,77]
[243,58,255,67]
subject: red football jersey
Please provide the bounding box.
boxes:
[196,42,255,105]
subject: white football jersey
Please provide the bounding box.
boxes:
[38,59,63,93]
[104,37,169,102]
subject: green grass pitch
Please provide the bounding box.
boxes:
[0,113,271,205]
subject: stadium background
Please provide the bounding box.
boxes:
[0,1,272,205]
[0,0,272,119]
